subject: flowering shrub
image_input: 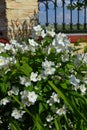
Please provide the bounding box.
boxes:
[0,25,87,130]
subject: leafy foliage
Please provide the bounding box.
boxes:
[0,25,87,130]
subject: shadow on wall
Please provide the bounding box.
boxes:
[0,0,8,40]
[0,2,38,41]
[8,11,38,41]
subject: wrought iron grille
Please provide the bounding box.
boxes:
[38,0,87,33]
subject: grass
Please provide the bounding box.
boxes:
[42,24,87,33]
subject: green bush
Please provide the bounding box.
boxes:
[0,25,87,130]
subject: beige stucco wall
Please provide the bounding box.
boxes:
[0,0,38,39]
[6,0,38,21]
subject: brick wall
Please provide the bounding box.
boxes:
[0,0,38,40]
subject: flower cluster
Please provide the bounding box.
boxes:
[0,25,87,130]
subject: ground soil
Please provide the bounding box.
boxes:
[71,42,87,54]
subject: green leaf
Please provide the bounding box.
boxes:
[20,63,32,76]
[42,36,52,47]
[48,81,87,123]
[54,118,62,130]
[11,94,33,118]
[70,96,87,122]
[84,46,87,53]
[33,114,46,130]
[48,81,74,112]
[38,102,48,114]
[60,83,68,89]
[66,64,74,69]
[39,103,44,114]
[0,53,9,57]
[22,56,28,63]
[10,120,22,130]
[0,83,8,94]
[70,91,87,104]
[35,58,42,63]
[10,122,17,130]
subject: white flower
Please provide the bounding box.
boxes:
[19,76,31,87]
[47,98,54,106]
[41,30,46,38]
[29,46,36,52]
[0,56,9,68]
[42,60,55,76]
[51,92,60,103]
[42,60,55,69]
[10,40,17,45]
[9,57,16,64]
[4,44,12,51]
[15,43,23,49]
[0,117,3,124]
[28,39,38,47]
[27,91,38,104]
[83,75,87,84]
[5,68,11,74]
[20,76,26,85]
[46,115,53,122]
[47,92,60,106]
[0,43,5,53]
[79,84,86,95]
[56,63,61,68]
[47,46,52,54]
[8,86,19,96]
[0,97,10,105]
[83,54,87,64]
[52,39,65,53]
[11,47,17,55]
[61,53,69,62]
[74,54,83,66]
[30,72,38,82]
[11,108,25,119]
[22,45,30,53]
[52,33,70,53]
[57,33,70,46]
[57,39,65,46]
[44,67,56,76]
[56,45,65,53]
[56,105,66,116]
[20,90,38,106]
[46,29,55,37]
[20,90,30,106]
[33,25,42,32]
[33,25,42,36]
[69,75,80,87]
[37,74,42,81]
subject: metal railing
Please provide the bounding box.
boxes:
[38,0,87,33]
